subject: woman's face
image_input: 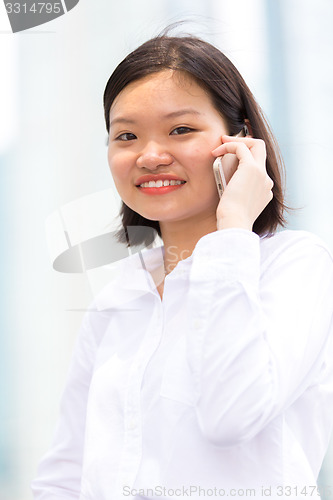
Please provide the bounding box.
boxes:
[107,70,229,229]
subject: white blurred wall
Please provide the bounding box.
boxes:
[0,1,332,498]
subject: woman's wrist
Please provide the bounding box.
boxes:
[216,216,253,232]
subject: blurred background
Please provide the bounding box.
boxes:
[0,0,332,498]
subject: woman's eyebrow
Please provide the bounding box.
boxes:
[110,108,202,127]
[164,108,202,119]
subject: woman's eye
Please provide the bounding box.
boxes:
[115,132,137,141]
[170,127,194,135]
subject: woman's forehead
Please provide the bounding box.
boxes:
[109,70,210,118]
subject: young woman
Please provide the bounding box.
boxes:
[32,34,333,499]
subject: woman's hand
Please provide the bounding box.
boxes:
[212,135,274,231]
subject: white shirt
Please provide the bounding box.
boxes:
[31,229,333,500]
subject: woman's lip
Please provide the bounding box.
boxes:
[135,175,186,185]
[136,183,186,195]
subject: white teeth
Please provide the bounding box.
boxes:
[139,179,185,188]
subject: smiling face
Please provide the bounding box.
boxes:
[107,70,230,233]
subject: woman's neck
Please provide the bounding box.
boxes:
[160,216,218,275]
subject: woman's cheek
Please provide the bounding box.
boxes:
[108,151,131,179]
[177,142,206,166]
[188,136,218,164]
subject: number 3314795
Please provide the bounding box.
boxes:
[5,3,61,14]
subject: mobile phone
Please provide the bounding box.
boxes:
[213,156,227,198]
[213,128,247,198]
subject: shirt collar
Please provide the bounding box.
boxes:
[119,244,194,289]
[92,244,194,311]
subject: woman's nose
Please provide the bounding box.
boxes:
[136,142,173,170]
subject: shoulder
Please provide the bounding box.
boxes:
[260,229,333,269]
[77,252,141,343]
[81,244,161,333]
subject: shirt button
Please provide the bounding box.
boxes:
[193,319,203,330]
[128,418,137,430]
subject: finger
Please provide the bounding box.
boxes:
[212,138,266,171]
[211,136,256,156]
[222,136,267,166]
[212,141,254,164]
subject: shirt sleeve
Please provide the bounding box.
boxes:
[186,228,333,448]
[31,309,99,500]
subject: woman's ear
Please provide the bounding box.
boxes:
[244,119,252,137]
